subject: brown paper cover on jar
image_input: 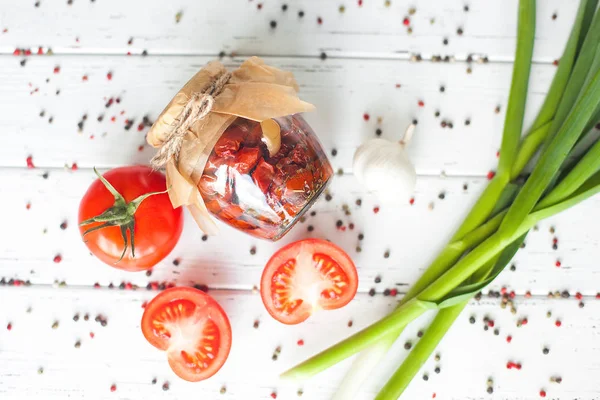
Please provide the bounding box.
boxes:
[147,57,315,235]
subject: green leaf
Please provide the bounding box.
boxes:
[543,9,600,148]
[374,303,468,400]
[500,66,600,237]
[540,138,600,208]
[497,0,536,177]
[530,0,597,131]
[439,234,527,306]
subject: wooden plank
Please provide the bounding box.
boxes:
[1,287,599,399]
[2,167,600,294]
[0,0,576,61]
[1,55,569,175]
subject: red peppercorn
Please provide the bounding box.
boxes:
[7,322,12,331]
[137,123,144,132]
[575,292,583,300]
[487,171,496,180]
[93,283,100,289]
[540,390,546,397]
[487,320,494,328]
[521,318,528,326]
[110,384,117,392]
[82,75,88,81]
[409,197,415,205]
[71,163,78,171]
[363,113,370,121]
[500,287,507,294]
[555,320,562,327]
[373,206,380,214]
[317,17,323,25]
[596,293,600,299]
[13,48,21,56]
[107,72,112,80]
[26,155,35,169]
[516,363,522,370]
[509,291,516,299]
[390,288,398,297]
[53,66,60,74]
[403,17,410,26]
[124,282,133,290]
[26,202,31,210]
[418,100,425,107]
[90,332,95,338]
[37,47,43,55]
[270,392,277,399]
[297,339,304,346]
[555,260,561,267]
[358,0,363,5]
[506,335,512,343]
[496,150,500,158]
[24,49,32,56]
[525,291,531,298]
[53,254,62,263]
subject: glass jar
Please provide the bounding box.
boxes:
[198,114,333,240]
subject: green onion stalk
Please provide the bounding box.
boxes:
[282,1,600,398]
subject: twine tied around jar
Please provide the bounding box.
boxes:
[150,71,232,169]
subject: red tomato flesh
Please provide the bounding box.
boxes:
[260,239,358,324]
[78,166,183,271]
[141,287,232,382]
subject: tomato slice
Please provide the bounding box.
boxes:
[141,287,232,382]
[260,239,358,325]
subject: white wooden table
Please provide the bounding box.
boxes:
[1,1,599,399]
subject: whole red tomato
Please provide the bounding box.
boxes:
[78,166,183,271]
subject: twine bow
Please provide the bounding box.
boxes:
[150,71,232,169]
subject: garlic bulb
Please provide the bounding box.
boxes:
[353,124,417,202]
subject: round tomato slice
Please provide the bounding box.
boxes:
[260,239,358,325]
[141,287,232,382]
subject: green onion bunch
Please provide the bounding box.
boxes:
[282,0,600,398]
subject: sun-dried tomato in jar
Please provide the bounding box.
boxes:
[198,115,332,240]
